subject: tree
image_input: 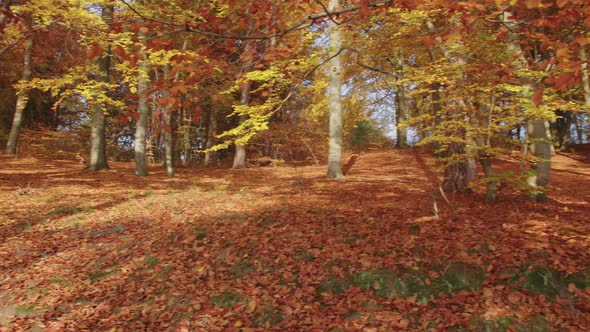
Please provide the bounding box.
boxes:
[134,28,150,176]
[326,0,344,178]
[5,30,33,155]
[88,3,113,171]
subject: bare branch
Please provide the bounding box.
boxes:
[0,35,24,57]
[119,0,395,40]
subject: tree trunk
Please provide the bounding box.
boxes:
[553,110,571,151]
[442,142,469,192]
[134,30,149,176]
[477,103,497,202]
[501,8,552,201]
[233,39,254,169]
[232,114,248,169]
[326,0,343,178]
[581,46,590,108]
[573,114,583,144]
[464,115,478,182]
[181,107,191,166]
[480,157,497,203]
[6,32,33,155]
[88,4,113,171]
[394,84,408,148]
[582,46,590,142]
[204,108,218,167]
[527,118,552,202]
[164,106,174,176]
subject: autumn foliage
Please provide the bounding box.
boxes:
[1,0,590,330]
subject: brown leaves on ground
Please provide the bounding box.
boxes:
[0,149,589,331]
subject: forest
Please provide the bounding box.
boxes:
[1,0,589,330]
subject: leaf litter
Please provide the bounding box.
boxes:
[0,149,589,331]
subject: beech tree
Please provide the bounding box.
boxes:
[326,0,344,178]
[88,3,113,171]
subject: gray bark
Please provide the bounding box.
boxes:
[6,32,33,155]
[181,107,191,166]
[581,46,590,108]
[477,103,497,202]
[232,40,254,169]
[394,84,408,148]
[580,46,590,141]
[88,4,113,171]
[501,9,552,201]
[526,119,552,202]
[134,30,149,176]
[326,0,343,178]
[204,108,218,167]
[164,106,173,176]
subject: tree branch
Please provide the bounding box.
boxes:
[119,0,395,40]
[0,35,24,57]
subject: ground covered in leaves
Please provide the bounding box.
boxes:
[0,148,589,331]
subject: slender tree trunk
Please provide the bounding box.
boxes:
[232,116,248,169]
[204,108,218,167]
[500,9,552,201]
[582,46,590,142]
[394,84,408,148]
[573,114,583,144]
[581,46,590,109]
[477,103,497,202]
[181,107,191,166]
[164,105,173,176]
[88,4,113,171]
[426,21,475,188]
[553,110,571,151]
[464,114,478,182]
[232,40,254,169]
[6,32,33,155]
[134,31,149,176]
[326,0,344,178]
[527,119,552,202]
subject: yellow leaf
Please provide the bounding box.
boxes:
[246,300,257,313]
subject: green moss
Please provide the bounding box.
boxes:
[89,269,112,282]
[345,310,362,320]
[521,265,563,297]
[350,263,484,302]
[145,255,160,268]
[468,314,551,332]
[251,304,284,327]
[47,206,85,217]
[567,269,590,289]
[318,277,348,295]
[438,262,485,293]
[230,259,256,278]
[193,227,207,240]
[344,233,361,245]
[210,291,248,308]
[294,250,316,261]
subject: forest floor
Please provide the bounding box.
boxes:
[0,148,589,331]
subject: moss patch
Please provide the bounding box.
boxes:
[210,291,248,308]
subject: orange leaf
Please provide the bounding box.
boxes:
[556,47,570,59]
[372,280,381,290]
[556,0,569,7]
[574,37,590,45]
[507,291,521,304]
[524,0,539,8]
[532,87,544,106]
